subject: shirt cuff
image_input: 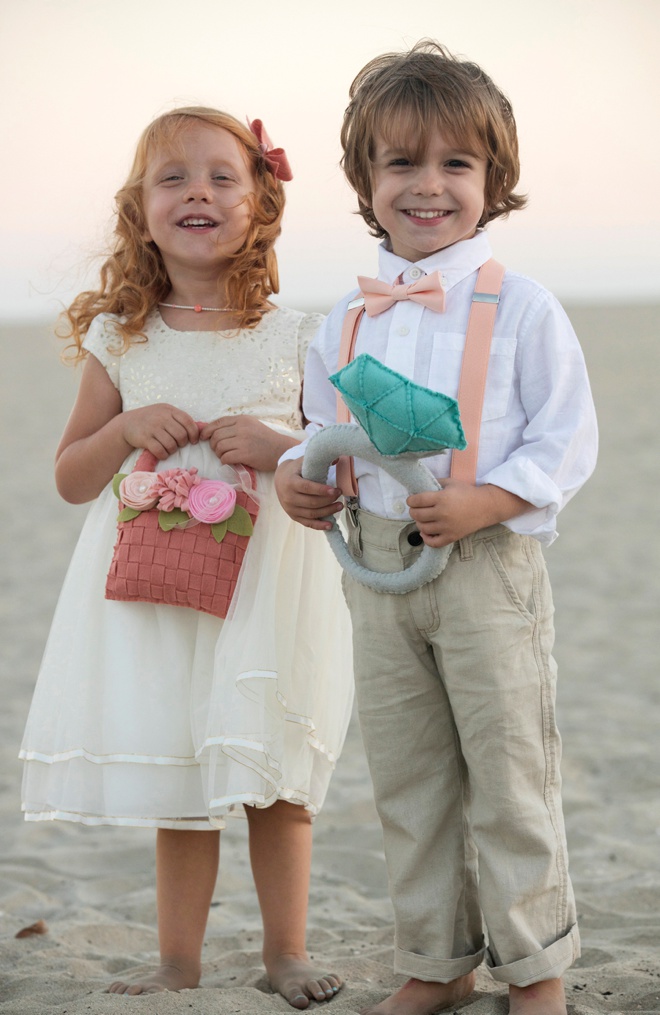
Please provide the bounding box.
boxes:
[480,457,563,546]
[278,441,307,466]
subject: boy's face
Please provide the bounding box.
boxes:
[368,127,487,262]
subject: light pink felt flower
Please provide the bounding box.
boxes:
[187,480,237,524]
[119,472,160,510]
[154,468,200,513]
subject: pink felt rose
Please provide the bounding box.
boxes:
[154,468,200,513]
[187,480,237,524]
[119,472,160,510]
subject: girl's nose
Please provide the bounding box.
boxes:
[183,176,212,201]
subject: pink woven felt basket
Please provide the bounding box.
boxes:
[105,448,259,619]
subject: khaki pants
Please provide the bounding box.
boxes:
[342,511,579,987]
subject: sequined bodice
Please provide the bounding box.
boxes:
[83,308,323,430]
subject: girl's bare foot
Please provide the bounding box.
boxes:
[106,961,200,995]
[266,951,343,1009]
[508,978,567,1015]
[360,971,476,1014]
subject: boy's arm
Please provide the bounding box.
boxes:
[408,481,532,547]
[274,459,342,530]
[276,313,345,528]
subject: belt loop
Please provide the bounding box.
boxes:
[458,534,474,561]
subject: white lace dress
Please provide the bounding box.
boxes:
[20,308,354,830]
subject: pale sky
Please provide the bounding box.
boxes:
[1,0,658,319]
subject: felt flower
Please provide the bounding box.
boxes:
[154,468,200,513]
[118,472,160,510]
[187,480,237,524]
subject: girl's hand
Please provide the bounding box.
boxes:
[200,416,300,472]
[275,459,342,530]
[407,480,532,546]
[121,404,199,460]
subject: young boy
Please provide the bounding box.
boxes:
[276,41,597,1015]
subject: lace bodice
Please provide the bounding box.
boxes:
[83,307,324,430]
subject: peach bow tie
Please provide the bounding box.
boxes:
[357,271,446,317]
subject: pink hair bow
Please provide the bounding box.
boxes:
[358,271,446,317]
[247,118,293,182]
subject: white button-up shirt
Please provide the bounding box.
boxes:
[283,231,598,545]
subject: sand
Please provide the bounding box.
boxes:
[1,305,659,1014]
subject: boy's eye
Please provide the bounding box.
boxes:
[446,159,471,169]
[388,157,413,168]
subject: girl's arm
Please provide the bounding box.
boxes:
[199,416,301,473]
[55,354,198,503]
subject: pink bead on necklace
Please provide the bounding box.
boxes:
[159,302,238,313]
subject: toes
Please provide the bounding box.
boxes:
[306,977,341,1001]
[106,982,128,994]
[286,992,310,1010]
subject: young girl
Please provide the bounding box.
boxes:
[20,106,353,1008]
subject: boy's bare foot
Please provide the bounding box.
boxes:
[106,962,200,995]
[266,951,343,1009]
[360,971,475,1014]
[508,978,567,1015]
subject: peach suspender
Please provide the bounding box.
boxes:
[335,258,505,498]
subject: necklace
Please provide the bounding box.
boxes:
[159,302,239,313]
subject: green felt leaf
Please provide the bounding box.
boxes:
[158,508,190,531]
[117,507,140,523]
[211,520,228,544]
[112,473,128,499]
[226,505,254,537]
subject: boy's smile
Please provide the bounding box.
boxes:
[369,130,487,262]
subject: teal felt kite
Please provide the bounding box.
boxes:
[302,355,466,595]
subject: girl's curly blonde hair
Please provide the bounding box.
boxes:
[61,107,287,361]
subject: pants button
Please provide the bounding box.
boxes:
[407,530,423,546]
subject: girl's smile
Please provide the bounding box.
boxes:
[369,130,487,261]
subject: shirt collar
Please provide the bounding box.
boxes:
[377,231,493,291]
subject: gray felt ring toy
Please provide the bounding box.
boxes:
[302,424,453,594]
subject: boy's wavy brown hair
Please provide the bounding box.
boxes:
[61,107,286,361]
[341,40,526,239]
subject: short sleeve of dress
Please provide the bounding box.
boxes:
[297,313,324,377]
[82,314,122,390]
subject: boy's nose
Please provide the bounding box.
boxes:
[412,166,444,195]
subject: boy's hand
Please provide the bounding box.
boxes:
[122,404,199,460]
[200,416,299,472]
[408,480,532,547]
[275,459,343,530]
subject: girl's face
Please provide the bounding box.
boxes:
[142,122,255,283]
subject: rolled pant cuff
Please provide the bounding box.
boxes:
[487,924,580,987]
[394,944,486,983]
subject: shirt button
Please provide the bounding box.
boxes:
[397,326,410,336]
[392,500,405,515]
[441,275,448,285]
[409,266,423,279]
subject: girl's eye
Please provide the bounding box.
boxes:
[446,159,471,169]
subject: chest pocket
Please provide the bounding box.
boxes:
[429,332,517,422]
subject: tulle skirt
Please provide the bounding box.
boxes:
[20,440,354,829]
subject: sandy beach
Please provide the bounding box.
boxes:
[1,305,658,1015]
